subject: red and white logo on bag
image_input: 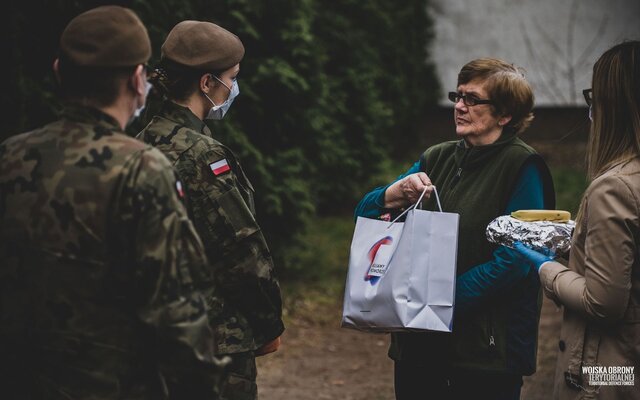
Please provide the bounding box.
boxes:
[365,236,394,285]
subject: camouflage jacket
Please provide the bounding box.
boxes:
[137,101,285,354]
[0,105,224,399]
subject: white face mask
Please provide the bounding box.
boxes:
[588,105,593,122]
[134,81,153,118]
[203,75,239,120]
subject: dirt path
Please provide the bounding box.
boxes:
[257,295,562,399]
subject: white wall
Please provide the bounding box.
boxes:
[429,0,640,106]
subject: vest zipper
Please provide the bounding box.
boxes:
[488,311,496,352]
[451,167,463,187]
[450,147,471,187]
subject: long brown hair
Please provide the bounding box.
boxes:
[586,41,640,179]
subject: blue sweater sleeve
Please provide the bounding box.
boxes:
[354,160,421,220]
[454,161,545,313]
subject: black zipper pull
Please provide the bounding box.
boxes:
[488,316,496,352]
[451,147,470,188]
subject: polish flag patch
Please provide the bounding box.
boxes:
[209,159,231,176]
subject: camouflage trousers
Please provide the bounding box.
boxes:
[219,351,257,400]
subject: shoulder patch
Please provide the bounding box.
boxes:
[209,159,231,176]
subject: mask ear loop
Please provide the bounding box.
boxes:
[211,74,231,91]
[203,91,219,108]
[204,74,232,108]
[199,74,217,106]
[386,185,441,229]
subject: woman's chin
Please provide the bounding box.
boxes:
[455,128,468,138]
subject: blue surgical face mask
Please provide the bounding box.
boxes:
[203,75,239,120]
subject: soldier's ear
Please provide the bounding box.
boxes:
[200,73,212,94]
[128,64,146,96]
[53,58,61,84]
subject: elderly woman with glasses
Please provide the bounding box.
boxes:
[355,58,555,400]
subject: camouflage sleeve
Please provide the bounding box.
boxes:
[111,148,225,395]
[182,148,284,346]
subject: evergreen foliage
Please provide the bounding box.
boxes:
[2,0,439,276]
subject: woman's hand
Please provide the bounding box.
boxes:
[384,172,433,209]
[512,242,555,273]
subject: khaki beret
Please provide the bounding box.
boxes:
[60,6,151,67]
[161,20,245,71]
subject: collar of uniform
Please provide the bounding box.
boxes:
[160,100,212,137]
[61,104,121,131]
[454,128,518,168]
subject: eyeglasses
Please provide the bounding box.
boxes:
[583,88,592,107]
[448,92,494,107]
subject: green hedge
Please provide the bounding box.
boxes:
[2,0,439,276]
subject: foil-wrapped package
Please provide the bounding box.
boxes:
[486,216,575,255]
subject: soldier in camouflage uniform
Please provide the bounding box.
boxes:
[0,6,226,399]
[138,20,285,400]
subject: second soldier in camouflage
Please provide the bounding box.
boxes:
[138,20,285,400]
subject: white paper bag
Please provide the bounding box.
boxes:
[342,187,459,333]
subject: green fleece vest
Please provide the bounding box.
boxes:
[389,131,554,373]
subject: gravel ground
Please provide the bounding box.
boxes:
[256,295,563,399]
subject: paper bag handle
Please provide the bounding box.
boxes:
[387,185,443,228]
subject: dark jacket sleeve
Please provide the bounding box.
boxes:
[117,149,224,396]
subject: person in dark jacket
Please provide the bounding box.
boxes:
[355,58,555,400]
